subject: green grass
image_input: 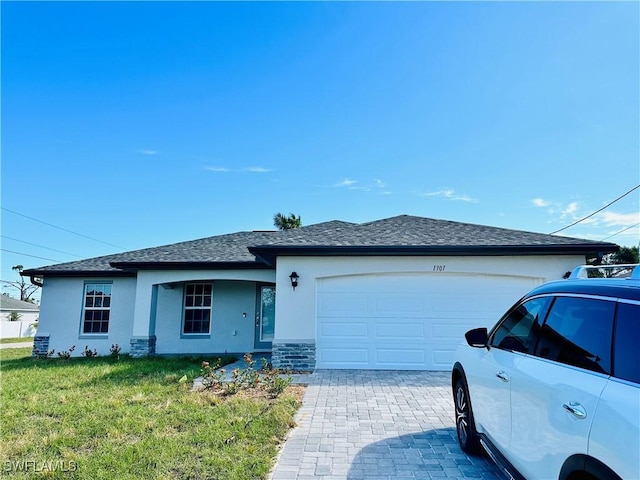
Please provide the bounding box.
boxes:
[0,337,33,344]
[0,348,302,479]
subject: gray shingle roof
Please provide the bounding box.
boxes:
[0,296,39,311]
[22,215,618,276]
[254,216,606,247]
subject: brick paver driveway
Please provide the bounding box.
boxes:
[270,370,501,479]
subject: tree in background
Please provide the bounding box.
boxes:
[273,213,302,230]
[586,246,640,278]
[606,245,639,264]
[1,265,40,303]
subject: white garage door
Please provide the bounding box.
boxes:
[316,273,540,370]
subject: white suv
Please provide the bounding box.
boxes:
[451,266,640,480]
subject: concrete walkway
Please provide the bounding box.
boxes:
[270,370,501,480]
[0,341,33,349]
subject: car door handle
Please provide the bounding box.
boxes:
[495,371,509,383]
[562,402,587,419]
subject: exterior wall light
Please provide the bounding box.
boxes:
[289,271,299,290]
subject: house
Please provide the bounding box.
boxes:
[22,215,618,371]
[0,295,39,338]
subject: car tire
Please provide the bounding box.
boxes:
[454,377,482,455]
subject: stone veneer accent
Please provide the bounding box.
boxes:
[32,335,50,358]
[271,342,316,371]
[129,336,157,357]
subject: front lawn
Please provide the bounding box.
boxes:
[0,348,302,479]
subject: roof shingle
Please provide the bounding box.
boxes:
[22,215,618,276]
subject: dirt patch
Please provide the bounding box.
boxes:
[284,385,306,403]
[197,384,306,403]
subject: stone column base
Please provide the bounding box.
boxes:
[32,335,50,358]
[272,342,315,371]
[129,336,156,357]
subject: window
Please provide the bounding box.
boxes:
[535,296,615,374]
[183,283,212,334]
[613,302,640,384]
[82,283,112,334]
[490,297,549,354]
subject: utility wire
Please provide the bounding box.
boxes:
[1,235,84,258]
[1,248,62,263]
[601,223,640,241]
[549,184,640,235]
[1,207,126,249]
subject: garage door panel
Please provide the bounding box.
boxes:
[319,320,369,339]
[316,273,540,370]
[317,293,369,314]
[376,322,425,340]
[430,295,482,315]
[376,348,426,368]
[431,347,457,368]
[375,295,423,314]
[318,347,370,368]
[431,321,478,339]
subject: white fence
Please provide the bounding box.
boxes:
[0,320,37,339]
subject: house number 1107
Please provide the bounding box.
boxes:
[433,265,446,272]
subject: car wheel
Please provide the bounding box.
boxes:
[454,377,482,455]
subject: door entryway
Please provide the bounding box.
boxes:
[254,284,275,349]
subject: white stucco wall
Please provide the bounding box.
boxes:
[37,277,137,356]
[155,280,259,354]
[274,254,587,342]
[38,270,275,357]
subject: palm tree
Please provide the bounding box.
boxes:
[273,213,302,230]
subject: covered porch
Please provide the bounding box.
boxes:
[128,269,276,356]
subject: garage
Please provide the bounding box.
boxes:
[316,272,540,370]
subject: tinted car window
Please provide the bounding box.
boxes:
[613,302,640,384]
[490,297,549,354]
[535,296,614,374]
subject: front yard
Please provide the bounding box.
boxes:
[0,348,303,479]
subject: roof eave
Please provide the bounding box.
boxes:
[21,269,136,278]
[249,243,620,266]
[108,260,273,271]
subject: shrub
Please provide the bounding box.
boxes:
[260,357,274,372]
[201,359,226,390]
[263,369,292,397]
[110,344,121,359]
[57,345,76,359]
[237,353,261,388]
[199,353,292,398]
[81,345,98,357]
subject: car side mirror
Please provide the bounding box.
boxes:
[465,327,488,348]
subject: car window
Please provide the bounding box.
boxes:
[613,302,640,384]
[535,296,614,374]
[490,297,549,354]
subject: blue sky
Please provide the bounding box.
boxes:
[1,1,639,296]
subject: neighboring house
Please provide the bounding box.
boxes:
[0,296,39,338]
[22,215,618,371]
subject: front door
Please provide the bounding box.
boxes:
[254,284,275,349]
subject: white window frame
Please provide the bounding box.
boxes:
[81,283,112,335]
[182,283,213,335]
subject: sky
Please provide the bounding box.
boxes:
[1,1,639,299]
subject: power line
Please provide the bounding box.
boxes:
[1,248,62,263]
[1,207,126,249]
[601,223,640,241]
[1,235,84,258]
[549,184,640,235]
